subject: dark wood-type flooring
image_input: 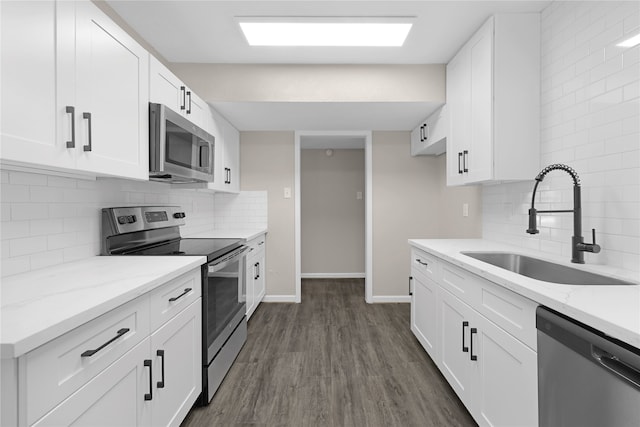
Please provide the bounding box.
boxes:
[182,279,477,427]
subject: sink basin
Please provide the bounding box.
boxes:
[461,252,636,286]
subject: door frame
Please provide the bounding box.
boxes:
[294,130,373,303]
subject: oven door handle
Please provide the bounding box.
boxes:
[208,246,249,274]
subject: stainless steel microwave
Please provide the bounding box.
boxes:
[149,103,214,183]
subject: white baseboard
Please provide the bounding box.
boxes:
[368,295,411,303]
[262,295,298,303]
[301,273,366,279]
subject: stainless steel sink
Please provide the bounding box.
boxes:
[461,252,637,286]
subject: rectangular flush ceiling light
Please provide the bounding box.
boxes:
[238,17,414,47]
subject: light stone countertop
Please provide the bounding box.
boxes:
[409,239,640,349]
[0,256,206,359]
[186,228,267,241]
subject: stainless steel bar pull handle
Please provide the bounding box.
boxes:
[458,152,463,174]
[470,327,478,361]
[186,91,192,114]
[408,276,413,296]
[81,328,130,357]
[168,288,192,302]
[180,86,186,110]
[462,321,469,352]
[83,112,92,152]
[463,150,469,173]
[66,106,75,148]
[157,350,165,388]
[144,359,153,400]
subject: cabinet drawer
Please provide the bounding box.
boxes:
[440,262,481,304]
[23,296,150,426]
[476,281,538,350]
[149,268,201,332]
[411,248,440,282]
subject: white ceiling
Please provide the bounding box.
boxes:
[106,0,550,131]
[107,0,549,64]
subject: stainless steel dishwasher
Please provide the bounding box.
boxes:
[536,306,640,427]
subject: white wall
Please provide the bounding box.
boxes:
[0,168,267,277]
[483,1,640,272]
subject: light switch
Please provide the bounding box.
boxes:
[463,203,469,217]
[284,187,291,199]
[356,191,363,200]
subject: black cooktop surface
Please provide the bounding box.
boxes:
[124,238,242,262]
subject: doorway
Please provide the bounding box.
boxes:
[294,131,373,303]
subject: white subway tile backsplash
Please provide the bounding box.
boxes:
[484,1,640,268]
[1,166,269,277]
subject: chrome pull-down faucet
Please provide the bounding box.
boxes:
[526,164,600,264]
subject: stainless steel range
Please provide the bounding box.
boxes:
[101,206,248,404]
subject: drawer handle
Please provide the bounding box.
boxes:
[470,327,478,361]
[157,350,165,389]
[144,359,153,400]
[416,259,428,267]
[81,328,130,357]
[409,276,413,296]
[168,288,192,302]
[258,241,264,246]
[462,321,469,352]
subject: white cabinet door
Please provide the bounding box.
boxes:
[410,273,438,360]
[245,257,256,319]
[438,287,475,404]
[467,19,493,183]
[74,1,148,180]
[150,56,186,116]
[33,338,152,427]
[254,256,266,304]
[207,109,240,193]
[0,0,75,169]
[446,49,469,186]
[472,314,538,427]
[150,300,202,427]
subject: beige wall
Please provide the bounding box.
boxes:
[240,132,296,297]
[241,131,481,299]
[170,64,445,103]
[301,149,365,275]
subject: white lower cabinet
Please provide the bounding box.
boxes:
[410,247,538,427]
[18,269,202,427]
[410,273,438,360]
[245,234,266,320]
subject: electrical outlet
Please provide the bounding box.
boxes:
[463,203,469,217]
[356,191,363,200]
[284,187,291,199]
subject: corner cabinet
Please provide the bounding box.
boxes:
[410,105,448,156]
[446,14,540,186]
[245,234,267,320]
[409,247,538,427]
[0,0,149,180]
[207,109,240,193]
[15,269,202,427]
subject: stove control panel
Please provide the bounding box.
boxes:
[102,206,186,238]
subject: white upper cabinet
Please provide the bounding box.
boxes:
[446,14,540,186]
[149,56,207,130]
[1,1,149,180]
[207,109,240,193]
[410,105,448,156]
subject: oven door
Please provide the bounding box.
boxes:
[204,246,248,362]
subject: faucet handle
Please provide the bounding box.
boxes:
[586,228,601,253]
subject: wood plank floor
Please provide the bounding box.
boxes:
[182,279,477,427]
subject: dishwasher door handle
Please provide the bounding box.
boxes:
[592,346,640,390]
